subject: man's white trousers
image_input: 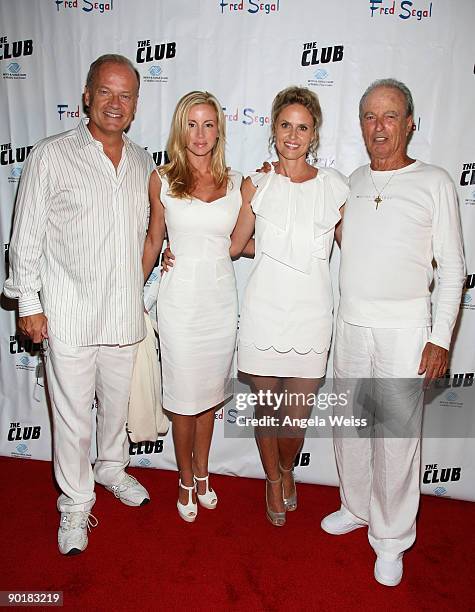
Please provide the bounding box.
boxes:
[333,317,428,559]
[45,330,138,513]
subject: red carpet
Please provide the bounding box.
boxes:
[0,456,473,611]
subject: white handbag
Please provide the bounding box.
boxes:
[127,313,169,442]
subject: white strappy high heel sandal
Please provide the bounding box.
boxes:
[177,480,197,523]
[194,475,218,509]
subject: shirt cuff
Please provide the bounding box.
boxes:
[427,332,450,351]
[18,294,43,318]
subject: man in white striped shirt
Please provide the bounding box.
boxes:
[4,54,155,555]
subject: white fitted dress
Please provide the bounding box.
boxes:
[157,171,242,414]
[238,167,349,378]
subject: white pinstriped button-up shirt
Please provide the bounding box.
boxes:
[4,119,155,346]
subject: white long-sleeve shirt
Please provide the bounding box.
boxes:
[4,119,155,346]
[339,161,465,350]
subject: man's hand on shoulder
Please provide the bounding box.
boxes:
[18,313,48,343]
[418,341,449,389]
[256,161,277,173]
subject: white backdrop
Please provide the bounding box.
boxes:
[1,0,474,501]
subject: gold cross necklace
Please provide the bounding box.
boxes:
[369,167,397,210]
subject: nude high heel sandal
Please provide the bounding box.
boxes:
[280,464,297,512]
[266,476,286,527]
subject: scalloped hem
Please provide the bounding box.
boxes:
[238,343,328,378]
[238,340,330,355]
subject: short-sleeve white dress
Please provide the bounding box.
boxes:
[157,170,242,414]
[237,166,349,378]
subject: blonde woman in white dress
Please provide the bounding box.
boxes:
[230,87,349,526]
[142,91,242,522]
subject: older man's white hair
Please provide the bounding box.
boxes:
[359,78,414,120]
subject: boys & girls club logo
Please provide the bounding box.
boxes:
[10,334,42,372]
[4,62,26,80]
[309,68,333,87]
[12,443,31,458]
[312,69,332,85]
[9,166,23,183]
[16,354,36,371]
[1,141,32,182]
[136,40,176,83]
[144,65,167,83]
[464,190,475,206]
[219,1,281,15]
[1,36,33,79]
[439,390,464,409]
[6,62,20,73]
[369,0,433,20]
[434,369,473,407]
[301,42,344,88]
[54,0,114,13]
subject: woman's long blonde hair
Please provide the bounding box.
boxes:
[160,91,228,199]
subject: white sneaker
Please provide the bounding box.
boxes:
[321,507,366,535]
[105,474,150,507]
[58,511,98,555]
[374,556,403,587]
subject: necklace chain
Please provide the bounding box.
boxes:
[369,168,397,210]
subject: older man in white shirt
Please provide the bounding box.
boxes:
[4,54,155,555]
[322,79,465,586]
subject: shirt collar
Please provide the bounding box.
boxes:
[76,118,131,150]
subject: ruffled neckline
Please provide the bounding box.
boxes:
[249,167,349,273]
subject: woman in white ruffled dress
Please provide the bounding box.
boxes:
[230,87,349,526]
